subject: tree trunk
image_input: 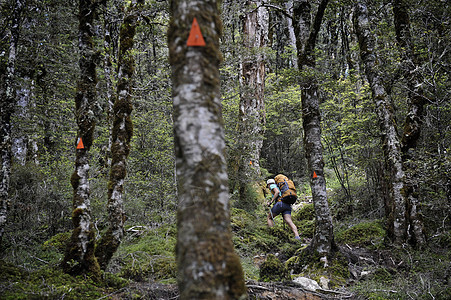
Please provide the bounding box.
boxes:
[285,0,298,68]
[0,0,24,248]
[95,0,142,271]
[294,0,334,256]
[393,0,426,246]
[353,1,407,245]
[61,0,101,281]
[237,0,268,202]
[102,1,116,170]
[168,1,247,299]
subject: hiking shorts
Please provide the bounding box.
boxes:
[271,201,292,216]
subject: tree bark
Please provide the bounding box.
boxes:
[393,0,426,246]
[102,1,116,170]
[61,0,101,281]
[294,0,334,256]
[168,0,247,299]
[237,0,268,202]
[353,1,407,245]
[0,0,24,248]
[95,0,142,271]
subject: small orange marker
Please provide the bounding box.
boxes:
[249,161,253,165]
[186,17,206,46]
[313,171,318,179]
[77,137,85,149]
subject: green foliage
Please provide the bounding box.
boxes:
[352,247,451,300]
[0,260,114,299]
[232,183,261,212]
[335,220,385,248]
[43,232,71,252]
[231,207,279,255]
[261,72,306,177]
[111,224,177,282]
[1,0,450,297]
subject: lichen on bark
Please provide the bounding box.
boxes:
[95,0,142,271]
[61,0,100,281]
[353,1,408,245]
[169,1,247,299]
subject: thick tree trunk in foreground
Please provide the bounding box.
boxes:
[237,0,268,201]
[168,1,247,299]
[95,0,142,270]
[354,1,407,245]
[62,0,100,281]
[393,0,426,246]
[294,0,334,257]
[0,0,24,248]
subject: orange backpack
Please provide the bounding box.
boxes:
[274,174,297,205]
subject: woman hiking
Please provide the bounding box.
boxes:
[266,178,301,241]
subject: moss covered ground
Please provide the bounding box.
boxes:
[1,182,450,299]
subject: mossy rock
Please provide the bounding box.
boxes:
[231,207,254,230]
[253,181,267,202]
[43,231,71,252]
[335,220,385,248]
[102,272,129,289]
[120,256,176,282]
[293,203,315,221]
[286,248,349,288]
[296,219,315,238]
[259,254,290,282]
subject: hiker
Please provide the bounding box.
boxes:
[266,178,301,241]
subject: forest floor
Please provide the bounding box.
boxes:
[1,185,450,299]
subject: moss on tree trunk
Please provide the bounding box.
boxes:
[353,1,408,245]
[95,0,142,271]
[168,1,247,299]
[61,0,100,281]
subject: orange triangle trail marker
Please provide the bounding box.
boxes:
[313,171,318,179]
[77,137,85,149]
[187,17,206,47]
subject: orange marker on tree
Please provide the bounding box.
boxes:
[186,17,206,47]
[77,137,85,149]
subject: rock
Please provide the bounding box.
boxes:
[360,270,371,279]
[292,276,322,291]
[319,276,330,290]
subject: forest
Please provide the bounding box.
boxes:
[0,0,449,299]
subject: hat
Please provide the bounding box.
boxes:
[266,179,275,185]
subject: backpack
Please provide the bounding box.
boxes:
[274,174,297,205]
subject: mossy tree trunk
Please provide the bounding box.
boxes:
[237,0,268,202]
[0,0,24,248]
[294,0,335,257]
[61,0,101,281]
[168,0,247,299]
[353,1,407,245]
[95,0,143,271]
[101,1,116,171]
[393,0,426,246]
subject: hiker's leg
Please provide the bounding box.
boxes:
[267,202,284,227]
[282,213,300,237]
[267,212,274,227]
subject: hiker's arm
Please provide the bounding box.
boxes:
[267,187,278,206]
